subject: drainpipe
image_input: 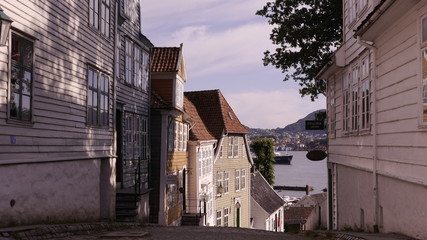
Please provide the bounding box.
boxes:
[357,36,379,232]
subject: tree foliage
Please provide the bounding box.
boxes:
[250,138,275,185]
[256,0,342,100]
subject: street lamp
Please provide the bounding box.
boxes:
[0,6,12,46]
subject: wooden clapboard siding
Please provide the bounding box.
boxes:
[115,0,150,117]
[0,0,116,163]
[167,151,187,172]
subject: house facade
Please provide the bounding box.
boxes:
[185,90,253,228]
[318,0,427,238]
[250,171,284,232]
[183,96,217,226]
[150,45,189,225]
[293,193,327,229]
[0,0,117,225]
[114,0,152,222]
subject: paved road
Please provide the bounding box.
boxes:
[59,226,312,240]
[0,223,416,240]
[57,226,416,240]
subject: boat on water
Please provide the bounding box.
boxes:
[274,151,293,165]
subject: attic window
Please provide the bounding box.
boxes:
[228,112,233,120]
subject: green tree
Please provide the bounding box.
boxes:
[250,138,275,185]
[256,0,342,100]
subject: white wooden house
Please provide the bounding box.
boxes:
[183,96,217,226]
[318,0,427,238]
[250,171,284,232]
[0,0,117,225]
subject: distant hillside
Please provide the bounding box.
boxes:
[281,109,326,134]
[246,109,326,138]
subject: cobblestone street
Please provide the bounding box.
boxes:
[0,223,416,240]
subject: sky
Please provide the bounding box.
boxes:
[142,0,326,129]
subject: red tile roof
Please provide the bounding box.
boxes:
[184,96,216,141]
[184,90,248,140]
[284,207,314,224]
[151,47,181,72]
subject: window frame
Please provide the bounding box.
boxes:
[235,169,241,192]
[421,15,427,125]
[216,171,223,196]
[228,136,239,158]
[9,32,35,123]
[89,0,110,38]
[216,210,222,226]
[87,66,110,127]
[223,207,229,227]
[241,169,246,190]
[223,171,229,194]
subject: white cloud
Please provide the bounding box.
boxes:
[162,22,273,79]
[226,90,326,129]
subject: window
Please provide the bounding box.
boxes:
[422,17,427,122]
[123,39,147,90]
[228,136,239,158]
[216,171,223,195]
[123,0,139,22]
[241,169,246,190]
[351,66,359,132]
[361,57,370,130]
[125,39,132,85]
[122,113,148,187]
[175,80,184,108]
[343,72,350,133]
[219,145,223,158]
[235,169,240,191]
[89,0,110,37]
[223,171,229,193]
[328,79,336,136]
[348,0,356,24]
[199,147,213,177]
[142,50,149,90]
[216,210,222,226]
[167,183,178,209]
[10,34,33,122]
[223,208,229,227]
[87,67,109,126]
[168,121,188,152]
[134,45,142,88]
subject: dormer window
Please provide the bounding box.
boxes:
[228,112,233,120]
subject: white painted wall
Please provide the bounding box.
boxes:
[0,158,115,226]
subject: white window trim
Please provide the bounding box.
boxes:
[235,169,241,192]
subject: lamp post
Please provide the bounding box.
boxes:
[0,6,12,46]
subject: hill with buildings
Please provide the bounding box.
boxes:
[246,110,326,150]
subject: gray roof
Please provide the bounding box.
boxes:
[251,171,284,215]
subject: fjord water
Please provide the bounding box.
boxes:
[274,151,327,198]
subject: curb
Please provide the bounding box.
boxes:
[0,222,145,240]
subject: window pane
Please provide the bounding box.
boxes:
[22,71,31,95]
[423,18,427,42]
[22,95,31,121]
[10,92,19,118]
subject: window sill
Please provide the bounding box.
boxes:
[6,118,34,127]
